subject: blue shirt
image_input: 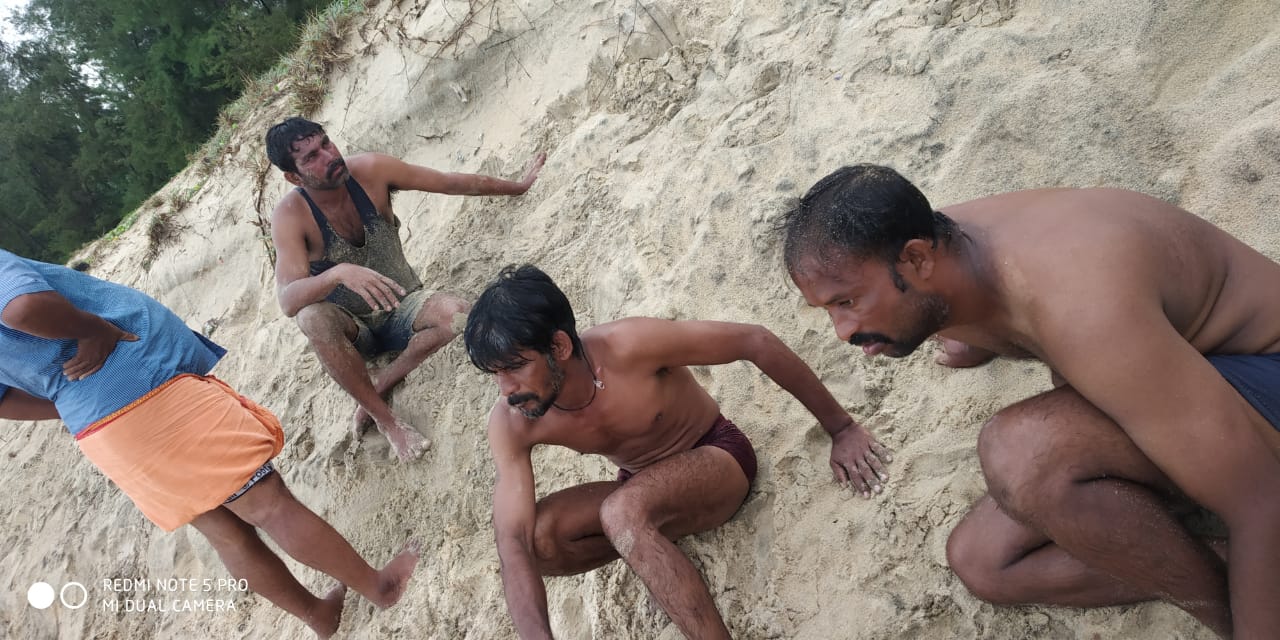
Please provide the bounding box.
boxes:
[0,250,226,435]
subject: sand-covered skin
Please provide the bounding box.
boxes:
[2,0,1277,637]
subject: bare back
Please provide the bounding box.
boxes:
[942,187,1280,459]
[943,188,1280,359]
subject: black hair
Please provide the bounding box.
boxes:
[780,164,957,275]
[465,264,584,373]
[265,117,325,173]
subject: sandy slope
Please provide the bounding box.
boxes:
[2,0,1277,638]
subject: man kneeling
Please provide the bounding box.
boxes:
[463,265,891,638]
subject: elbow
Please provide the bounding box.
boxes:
[277,286,303,318]
[0,293,35,330]
[748,324,782,359]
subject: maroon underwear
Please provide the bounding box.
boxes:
[616,414,757,485]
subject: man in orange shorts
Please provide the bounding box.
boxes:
[0,249,417,638]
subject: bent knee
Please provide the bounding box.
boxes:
[976,408,1077,508]
[598,491,655,554]
[294,303,352,339]
[946,519,1021,605]
[421,294,471,333]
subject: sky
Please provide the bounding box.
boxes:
[0,0,29,45]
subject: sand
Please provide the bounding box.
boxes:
[2,0,1277,638]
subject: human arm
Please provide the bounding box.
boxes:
[1,291,138,381]
[488,409,555,639]
[0,387,59,421]
[270,203,406,317]
[612,318,891,496]
[374,152,546,196]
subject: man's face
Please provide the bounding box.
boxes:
[495,351,565,419]
[791,249,949,358]
[287,133,348,189]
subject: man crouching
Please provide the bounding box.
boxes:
[463,264,891,639]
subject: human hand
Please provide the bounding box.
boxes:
[65,322,138,381]
[828,421,892,498]
[518,152,547,191]
[332,264,406,312]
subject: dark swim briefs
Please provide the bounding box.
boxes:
[616,414,758,484]
[1207,352,1280,430]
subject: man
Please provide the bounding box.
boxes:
[463,264,891,639]
[781,164,1280,638]
[266,117,546,461]
[0,249,419,638]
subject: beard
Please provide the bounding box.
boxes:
[507,354,565,419]
[301,159,348,190]
[849,291,949,358]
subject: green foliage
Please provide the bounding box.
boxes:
[0,0,330,263]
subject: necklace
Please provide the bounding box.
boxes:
[553,350,603,412]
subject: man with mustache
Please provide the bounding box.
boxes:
[266,117,545,462]
[463,264,890,639]
[781,164,1280,638]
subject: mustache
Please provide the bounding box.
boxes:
[507,392,538,406]
[849,332,893,347]
[328,159,346,177]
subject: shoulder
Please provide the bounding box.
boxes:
[585,317,661,359]
[486,400,534,451]
[270,189,310,226]
[346,153,400,180]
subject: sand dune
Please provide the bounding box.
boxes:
[3,0,1276,637]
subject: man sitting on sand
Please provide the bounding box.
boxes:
[780,164,1280,638]
[265,117,546,461]
[0,249,419,638]
[463,264,891,639]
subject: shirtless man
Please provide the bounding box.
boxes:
[781,164,1280,638]
[266,117,545,461]
[463,265,891,639]
[0,249,418,638]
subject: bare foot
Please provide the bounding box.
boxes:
[376,418,430,462]
[305,583,347,639]
[352,405,374,440]
[934,337,998,368]
[371,539,422,608]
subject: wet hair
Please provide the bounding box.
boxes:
[465,264,584,373]
[780,164,957,277]
[265,117,325,173]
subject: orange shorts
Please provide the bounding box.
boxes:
[76,374,284,531]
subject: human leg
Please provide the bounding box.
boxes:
[190,506,348,638]
[295,302,425,461]
[598,446,750,640]
[530,481,624,576]
[966,387,1230,634]
[370,292,470,397]
[352,292,470,454]
[947,496,1155,607]
[222,472,420,609]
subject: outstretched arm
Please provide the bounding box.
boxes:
[376,152,546,196]
[1,291,138,381]
[611,317,891,497]
[0,387,58,421]
[488,408,555,639]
